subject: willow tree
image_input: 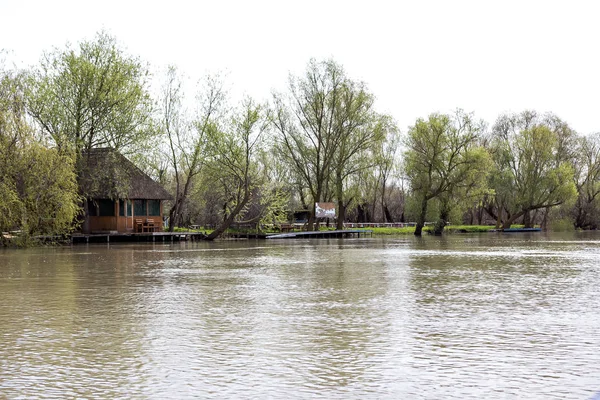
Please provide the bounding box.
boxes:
[489,111,577,229]
[404,111,490,236]
[26,30,153,156]
[572,133,600,229]
[331,112,391,229]
[272,59,385,230]
[0,64,79,245]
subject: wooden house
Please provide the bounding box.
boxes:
[78,148,172,234]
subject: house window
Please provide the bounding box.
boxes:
[98,199,115,216]
[119,200,132,216]
[148,200,161,216]
[88,200,98,216]
[134,199,146,216]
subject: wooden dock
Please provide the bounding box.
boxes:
[490,228,542,233]
[266,229,372,239]
[71,231,206,244]
[70,229,373,244]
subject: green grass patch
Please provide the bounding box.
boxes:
[174,226,214,235]
[369,225,509,236]
[444,225,498,233]
[369,226,417,235]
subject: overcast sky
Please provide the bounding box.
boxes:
[2,0,599,134]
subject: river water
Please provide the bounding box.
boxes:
[1,233,599,399]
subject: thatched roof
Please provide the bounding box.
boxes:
[78,148,172,200]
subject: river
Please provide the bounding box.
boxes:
[1,232,599,399]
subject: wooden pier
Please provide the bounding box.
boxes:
[71,231,206,244]
[266,229,372,239]
[70,229,373,244]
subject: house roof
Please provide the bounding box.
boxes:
[78,148,173,200]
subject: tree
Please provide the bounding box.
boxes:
[204,97,267,240]
[0,63,79,245]
[26,30,153,156]
[488,111,577,229]
[373,120,401,223]
[0,63,27,244]
[404,111,490,236]
[271,59,385,230]
[332,112,390,229]
[159,68,225,231]
[572,133,600,229]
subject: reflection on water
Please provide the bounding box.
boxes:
[1,233,599,399]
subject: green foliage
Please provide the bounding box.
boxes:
[489,111,578,228]
[271,59,394,229]
[0,142,80,245]
[257,183,290,226]
[19,143,80,236]
[0,63,79,246]
[161,70,225,231]
[549,218,575,232]
[403,110,491,235]
[26,30,153,155]
[572,133,600,229]
[204,97,269,239]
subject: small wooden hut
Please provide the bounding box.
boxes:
[78,148,172,234]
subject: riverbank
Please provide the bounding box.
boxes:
[349,225,529,236]
[208,224,532,237]
[0,224,545,247]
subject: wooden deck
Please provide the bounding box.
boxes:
[495,228,542,233]
[70,229,373,243]
[266,229,373,239]
[71,231,206,244]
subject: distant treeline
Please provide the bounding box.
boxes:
[1,31,598,245]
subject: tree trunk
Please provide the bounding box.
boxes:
[523,210,532,228]
[414,197,428,236]
[307,209,315,231]
[434,202,450,235]
[383,205,394,223]
[502,209,526,230]
[205,193,251,240]
[381,185,387,223]
[336,200,345,230]
[168,198,180,232]
[357,204,366,223]
[477,205,484,225]
[541,207,549,231]
[485,204,500,227]
[335,173,345,230]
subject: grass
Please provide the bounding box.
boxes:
[369,224,527,236]
[444,225,498,233]
[369,226,418,235]
[174,226,214,235]
[172,224,529,237]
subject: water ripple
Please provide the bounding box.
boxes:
[0,234,599,398]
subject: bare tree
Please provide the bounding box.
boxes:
[159,67,225,231]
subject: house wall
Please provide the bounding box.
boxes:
[88,216,118,233]
[86,199,164,233]
[124,200,164,232]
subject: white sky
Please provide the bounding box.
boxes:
[2,0,600,134]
